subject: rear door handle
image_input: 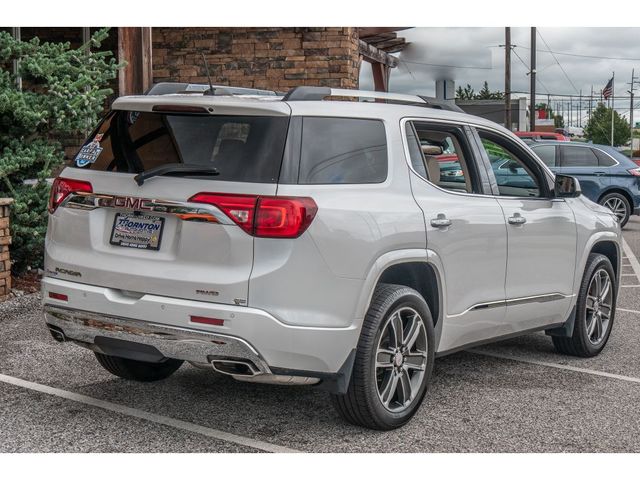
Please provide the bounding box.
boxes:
[594,171,606,176]
[508,213,527,225]
[430,213,452,228]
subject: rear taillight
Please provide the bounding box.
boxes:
[189,193,317,238]
[627,168,640,177]
[48,177,93,213]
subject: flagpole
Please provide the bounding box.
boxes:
[611,72,615,146]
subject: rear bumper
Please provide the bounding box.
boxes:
[44,305,271,373]
[42,277,359,377]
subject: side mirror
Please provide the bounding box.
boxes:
[555,174,582,198]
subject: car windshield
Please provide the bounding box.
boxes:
[71,110,290,183]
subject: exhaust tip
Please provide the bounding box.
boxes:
[210,359,260,377]
[47,324,66,343]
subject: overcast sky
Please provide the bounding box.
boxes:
[360,27,640,125]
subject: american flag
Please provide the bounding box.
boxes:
[602,77,614,100]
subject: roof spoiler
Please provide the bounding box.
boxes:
[145,82,279,97]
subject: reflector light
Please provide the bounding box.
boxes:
[188,193,317,238]
[48,177,93,213]
[48,292,68,301]
[190,315,225,326]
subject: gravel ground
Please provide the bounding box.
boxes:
[1,219,639,453]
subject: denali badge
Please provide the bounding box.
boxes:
[55,267,82,278]
[196,289,220,297]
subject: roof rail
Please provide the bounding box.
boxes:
[146,82,278,96]
[282,86,463,112]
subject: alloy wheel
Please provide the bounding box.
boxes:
[375,307,428,413]
[585,268,613,345]
[603,197,628,223]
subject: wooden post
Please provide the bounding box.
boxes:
[118,27,153,96]
[371,62,390,92]
[0,199,13,302]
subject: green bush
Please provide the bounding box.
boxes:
[0,28,121,273]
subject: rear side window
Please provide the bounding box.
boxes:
[532,145,556,167]
[560,146,598,167]
[298,117,387,184]
[593,148,618,167]
[72,111,289,183]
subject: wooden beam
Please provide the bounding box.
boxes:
[358,39,398,68]
[118,27,153,96]
[374,38,407,52]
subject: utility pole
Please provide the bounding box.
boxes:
[504,27,512,130]
[589,85,593,119]
[530,27,537,132]
[579,89,582,128]
[628,69,637,157]
[567,96,571,127]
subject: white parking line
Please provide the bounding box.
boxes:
[617,307,640,315]
[0,373,300,453]
[468,350,640,385]
[620,285,640,288]
[622,237,640,284]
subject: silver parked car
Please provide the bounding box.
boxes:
[43,85,621,430]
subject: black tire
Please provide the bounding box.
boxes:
[331,283,435,430]
[552,253,616,357]
[599,192,631,228]
[94,352,183,382]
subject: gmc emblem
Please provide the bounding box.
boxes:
[113,196,153,211]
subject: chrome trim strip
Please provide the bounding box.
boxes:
[61,192,235,225]
[448,293,574,318]
[44,305,271,373]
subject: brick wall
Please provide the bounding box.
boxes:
[0,199,13,302]
[152,27,361,91]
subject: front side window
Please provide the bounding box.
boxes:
[298,117,387,184]
[479,133,542,198]
[532,144,557,167]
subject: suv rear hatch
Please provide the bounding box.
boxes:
[46,96,291,305]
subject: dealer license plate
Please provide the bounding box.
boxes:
[110,213,164,250]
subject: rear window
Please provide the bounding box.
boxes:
[72,111,289,183]
[298,117,387,184]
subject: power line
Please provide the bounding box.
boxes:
[536,29,580,95]
[510,46,549,95]
[399,59,492,70]
[491,45,640,62]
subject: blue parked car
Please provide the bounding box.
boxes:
[525,141,640,227]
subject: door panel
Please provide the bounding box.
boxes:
[475,131,578,330]
[409,173,508,352]
[497,198,577,329]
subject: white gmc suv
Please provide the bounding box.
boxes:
[43,84,621,430]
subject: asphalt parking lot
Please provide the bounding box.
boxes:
[1,220,640,453]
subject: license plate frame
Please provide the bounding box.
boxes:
[110,213,165,251]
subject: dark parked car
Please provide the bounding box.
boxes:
[529,141,640,227]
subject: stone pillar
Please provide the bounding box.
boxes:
[0,199,13,302]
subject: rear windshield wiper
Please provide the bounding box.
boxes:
[134,164,219,186]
